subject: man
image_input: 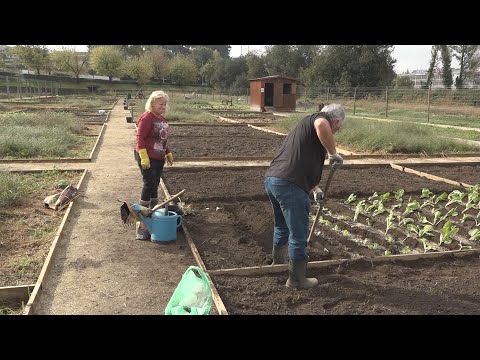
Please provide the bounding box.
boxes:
[264,104,346,289]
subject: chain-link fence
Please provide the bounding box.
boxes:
[297,85,480,121]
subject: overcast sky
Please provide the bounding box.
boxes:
[46,45,456,74]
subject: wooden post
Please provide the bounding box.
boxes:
[385,86,389,118]
[427,85,431,123]
[353,87,357,115]
[17,77,22,100]
[304,87,307,111]
[6,76,10,100]
[327,86,330,102]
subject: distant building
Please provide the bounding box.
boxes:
[398,68,480,88]
[249,75,297,112]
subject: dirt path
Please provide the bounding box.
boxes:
[31,101,195,314]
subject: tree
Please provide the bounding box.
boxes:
[200,51,224,88]
[298,53,327,89]
[245,52,268,79]
[292,45,322,69]
[263,45,300,77]
[191,47,214,84]
[186,45,232,59]
[191,47,214,69]
[51,47,88,84]
[426,45,440,87]
[166,54,198,85]
[122,56,154,85]
[0,51,5,69]
[10,45,51,75]
[440,45,453,88]
[161,45,191,56]
[144,47,170,82]
[223,57,249,91]
[449,45,480,88]
[394,75,414,88]
[314,45,396,87]
[89,46,124,82]
[119,45,145,58]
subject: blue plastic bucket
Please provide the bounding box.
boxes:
[150,210,183,243]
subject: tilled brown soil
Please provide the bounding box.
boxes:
[407,164,480,186]
[162,164,480,314]
[168,124,285,158]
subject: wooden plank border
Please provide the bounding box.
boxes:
[88,123,107,160]
[209,248,480,276]
[160,179,229,315]
[390,163,474,188]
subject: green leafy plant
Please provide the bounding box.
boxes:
[445,190,466,207]
[353,200,366,222]
[434,192,448,204]
[394,188,405,202]
[439,221,459,245]
[344,193,357,204]
[385,210,395,236]
[421,188,435,199]
[403,199,420,216]
[468,228,480,242]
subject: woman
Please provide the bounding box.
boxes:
[135,90,174,239]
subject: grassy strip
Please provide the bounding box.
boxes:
[0,112,85,158]
[275,114,479,154]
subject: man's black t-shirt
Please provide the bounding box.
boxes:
[265,112,332,193]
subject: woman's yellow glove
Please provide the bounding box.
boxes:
[138,148,150,169]
[166,152,173,166]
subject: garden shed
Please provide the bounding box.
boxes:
[249,75,296,112]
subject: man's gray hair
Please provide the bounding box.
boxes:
[145,90,170,113]
[321,103,346,125]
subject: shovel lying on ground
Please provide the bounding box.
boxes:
[307,166,337,244]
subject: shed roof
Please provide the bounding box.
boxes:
[249,75,297,82]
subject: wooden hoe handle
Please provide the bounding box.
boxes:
[151,189,186,213]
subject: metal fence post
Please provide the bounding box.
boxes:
[6,76,10,100]
[353,87,357,115]
[304,87,307,111]
[385,86,389,118]
[427,85,431,123]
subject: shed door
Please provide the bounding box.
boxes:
[264,83,274,106]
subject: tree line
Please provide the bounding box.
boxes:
[2,45,479,92]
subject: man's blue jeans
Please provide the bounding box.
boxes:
[264,176,311,261]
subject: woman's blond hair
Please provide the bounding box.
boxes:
[145,90,169,115]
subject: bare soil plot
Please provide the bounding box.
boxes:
[212,253,480,315]
[162,164,480,314]
[406,164,480,186]
[168,124,285,158]
[163,165,467,269]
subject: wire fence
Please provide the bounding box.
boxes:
[1,73,480,121]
